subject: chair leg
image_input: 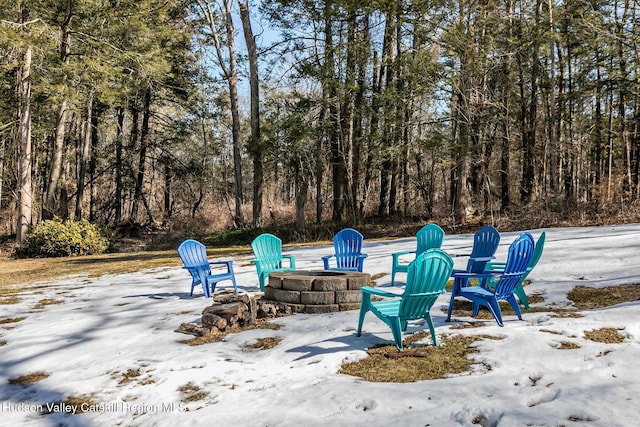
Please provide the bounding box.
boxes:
[486,299,504,326]
[389,318,404,352]
[425,314,439,346]
[202,281,211,298]
[514,284,529,309]
[446,287,459,322]
[507,295,523,320]
[471,301,481,317]
[356,295,371,337]
[228,265,238,295]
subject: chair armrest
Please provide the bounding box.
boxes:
[357,254,369,260]
[360,286,402,298]
[452,271,500,280]
[469,256,495,262]
[209,260,232,267]
[282,255,296,269]
[321,254,334,269]
[392,251,412,258]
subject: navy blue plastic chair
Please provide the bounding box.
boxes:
[485,231,546,309]
[446,233,535,326]
[322,228,368,272]
[446,225,501,318]
[177,239,238,298]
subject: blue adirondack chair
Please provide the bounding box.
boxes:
[322,228,368,272]
[446,232,535,326]
[391,224,445,285]
[250,233,296,291]
[177,239,238,298]
[446,225,501,320]
[484,231,546,309]
[357,249,454,351]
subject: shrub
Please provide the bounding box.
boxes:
[24,218,110,257]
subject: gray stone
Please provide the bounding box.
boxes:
[347,274,371,290]
[338,303,361,311]
[267,274,283,289]
[313,276,348,291]
[303,304,339,314]
[281,276,314,291]
[265,288,301,304]
[301,291,335,305]
[335,290,362,304]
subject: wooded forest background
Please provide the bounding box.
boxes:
[2,0,640,245]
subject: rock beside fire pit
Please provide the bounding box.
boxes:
[263,270,371,314]
[177,294,295,337]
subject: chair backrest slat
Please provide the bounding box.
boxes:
[333,228,364,270]
[494,233,535,299]
[415,224,445,255]
[466,225,501,273]
[400,249,453,320]
[251,234,284,269]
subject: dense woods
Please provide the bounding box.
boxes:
[2,0,640,244]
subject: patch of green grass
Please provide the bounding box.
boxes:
[8,371,49,385]
[339,334,495,382]
[568,285,640,309]
[584,327,625,344]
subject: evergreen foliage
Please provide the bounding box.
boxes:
[23,218,110,257]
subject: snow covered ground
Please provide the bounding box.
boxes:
[1,224,639,426]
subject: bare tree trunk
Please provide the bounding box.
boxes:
[16,42,33,243]
[239,1,262,227]
[43,0,72,220]
[89,102,101,222]
[224,0,244,226]
[131,90,153,224]
[75,95,92,220]
[114,106,125,225]
[196,0,244,226]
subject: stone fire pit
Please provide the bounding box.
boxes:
[263,270,371,314]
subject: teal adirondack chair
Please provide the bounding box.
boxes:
[357,249,454,351]
[322,228,368,272]
[250,233,296,291]
[446,233,535,326]
[390,224,445,285]
[484,231,546,309]
[177,239,238,298]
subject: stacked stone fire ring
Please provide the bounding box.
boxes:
[263,270,371,314]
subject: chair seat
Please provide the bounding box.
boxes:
[459,285,493,297]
